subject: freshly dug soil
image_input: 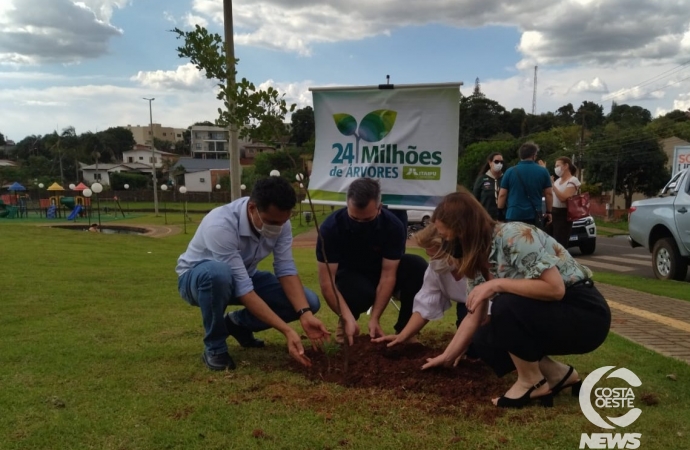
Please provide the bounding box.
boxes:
[288,334,513,411]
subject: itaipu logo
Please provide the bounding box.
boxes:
[329,110,441,180]
[579,366,642,449]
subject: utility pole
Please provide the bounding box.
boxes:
[223,0,242,201]
[579,113,586,183]
[532,66,538,115]
[610,153,619,219]
[143,97,159,215]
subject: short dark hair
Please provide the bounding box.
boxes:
[518,142,539,160]
[250,176,296,212]
[347,178,381,209]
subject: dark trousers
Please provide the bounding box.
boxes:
[335,254,427,333]
[470,281,611,377]
[547,207,572,248]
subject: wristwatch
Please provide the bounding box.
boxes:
[296,307,312,317]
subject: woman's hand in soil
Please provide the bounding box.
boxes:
[421,352,456,370]
[300,314,331,351]
[371,334,405,347]
[286,328,312,367]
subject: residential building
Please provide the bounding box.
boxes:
[171,157,236,192]
[80,162,153,185]
[126,124,185,146]
[122,146,177,169]
[190,124,276,161]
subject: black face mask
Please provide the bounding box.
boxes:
[442,238,464,259]
[348,215,378,233]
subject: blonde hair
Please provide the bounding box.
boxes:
[414,223,444,250]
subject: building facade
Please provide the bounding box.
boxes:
[126,124,185,147]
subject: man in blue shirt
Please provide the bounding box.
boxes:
[316,178,427,345]
[176,177,330,371]
[497,142,553,226]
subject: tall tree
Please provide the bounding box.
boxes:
[290,106,315,146]
[606,104,652,128]
[98,126,136,161]
[585,128,669,209]
[574,101,605,130]
[0,132,5,146]
[172,26,295,142]
[555,103,576,126]
[459,93,507,149]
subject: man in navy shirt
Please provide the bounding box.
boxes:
[498,141,553,226]
[316,178,427,345]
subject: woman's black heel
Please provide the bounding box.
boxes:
[551,365,582,397]
[496,378,553,409]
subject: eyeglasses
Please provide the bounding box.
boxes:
[493,160,503,163]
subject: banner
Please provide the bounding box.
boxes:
[673,146,690,176]
[308,83,460,208]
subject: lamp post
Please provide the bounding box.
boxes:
[69,183,75,190]
[270,169,280,177]
[143,97,159,216]
[160,184,168,225]
[38,183,44,218]
[179,186,188,234]
[124,184,130,215]
[91,182,103,229]
[83,188,93,225]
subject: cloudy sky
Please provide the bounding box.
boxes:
[2,0,690,142]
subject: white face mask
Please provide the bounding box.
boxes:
[493,163,503,172]
[429,259,452,274]
[554,166,563,177]
[251,210,283,238]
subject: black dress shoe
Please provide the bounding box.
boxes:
[202,351,236,371]
[224,314,265,348]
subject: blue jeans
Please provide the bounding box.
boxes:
[178,260,320,355]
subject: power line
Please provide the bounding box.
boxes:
[603,59,690,101]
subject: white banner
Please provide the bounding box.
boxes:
[673,146,690,176]
[308,83,460,208]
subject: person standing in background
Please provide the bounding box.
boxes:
[549,157,581,248]
[473,152,504,220]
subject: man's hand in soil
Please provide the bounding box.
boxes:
[300,314,330,351]
[285,328,312,367]
[367,318,384,339]
[343,317,360,346]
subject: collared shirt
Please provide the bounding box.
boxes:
[316,207,405,275]
[500,160,552,221]
[413,268,468,320]
[467,222,593,292]
[175,197,297,297]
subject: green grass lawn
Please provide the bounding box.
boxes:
[0,221,689,449]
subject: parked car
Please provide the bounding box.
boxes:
[407,209,434,226]
[567,216,597,255]
[629,168,690,280]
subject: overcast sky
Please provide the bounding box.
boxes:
[2,0,690,141]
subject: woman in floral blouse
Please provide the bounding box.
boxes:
[422,191,610,409]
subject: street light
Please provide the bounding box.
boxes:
[124,184,130,215]
[83,188,93,225]
[269,169,280,177]
[161,184,168,225]
[38,183,44,218]
[69,183,76,190]
[143,97,159,216]
[90,182,103,229]
[179,186,188,234]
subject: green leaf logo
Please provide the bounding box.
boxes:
[358,110,397,142]
[333,113,357,136]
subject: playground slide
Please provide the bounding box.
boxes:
[67,205,83,221]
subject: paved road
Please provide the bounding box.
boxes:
[570,234,690,281]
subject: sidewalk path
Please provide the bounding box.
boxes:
[292,230,690,364]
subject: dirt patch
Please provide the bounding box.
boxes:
[286,334,513,418]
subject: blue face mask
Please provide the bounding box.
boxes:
[348,215,378,233]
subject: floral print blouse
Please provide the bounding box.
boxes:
[467,222,593,292]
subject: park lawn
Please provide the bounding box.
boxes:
[594,272,690,303]
[0,223,689,450]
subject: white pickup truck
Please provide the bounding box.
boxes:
[628,168,690,280]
